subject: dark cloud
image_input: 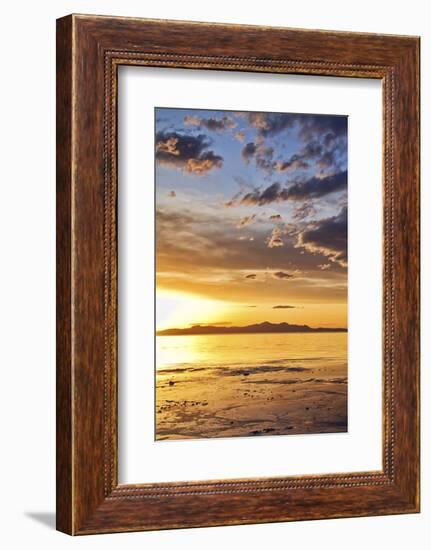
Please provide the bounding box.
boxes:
[302,141,324,158]
[246,112,296,136]
[184,115,237,132]
[286,171,347,201]
[298,116,347,143]
[276,138,345,177]
[273,305,296,309]
[241,141,274,172]
[245,112,347,141]
[227,171,346,207]
[316,150,336,170]
[255,149,274,171]
[237,182,289,207]
[224,194,242,208]
[242,142,257,161]
[276,155,309,172]
[242,113,347,178]
[296,206,347,267]
[276,141,322,173]
[155,131,223,175]
[293,202,316,220]
[245,274,257,279]
[273,271,294,279]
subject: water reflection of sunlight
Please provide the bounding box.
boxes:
[156,336,202,371]
[156,332,348,372]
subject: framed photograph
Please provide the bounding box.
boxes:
[153,106,349,442]
[56,14,420,534]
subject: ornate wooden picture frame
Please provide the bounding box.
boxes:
[56,14,420,535]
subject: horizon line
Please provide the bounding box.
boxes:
[156,320,348,336]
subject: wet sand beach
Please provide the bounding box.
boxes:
[155,332,347,440]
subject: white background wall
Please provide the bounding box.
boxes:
[0,1,427,548]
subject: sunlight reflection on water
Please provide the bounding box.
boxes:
[156,332,347,371]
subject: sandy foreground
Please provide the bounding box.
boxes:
[155,361,347,440]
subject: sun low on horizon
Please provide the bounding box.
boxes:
[156,288,347,332]
[156,289,232,331]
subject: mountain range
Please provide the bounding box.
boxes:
[156,321,347,336]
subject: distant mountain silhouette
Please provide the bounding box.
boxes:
[156,321,347,336]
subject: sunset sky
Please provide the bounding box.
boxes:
[155,108,348,330]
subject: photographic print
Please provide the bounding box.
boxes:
[155,107,348,441]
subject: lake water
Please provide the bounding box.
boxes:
[155,332,347,440]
